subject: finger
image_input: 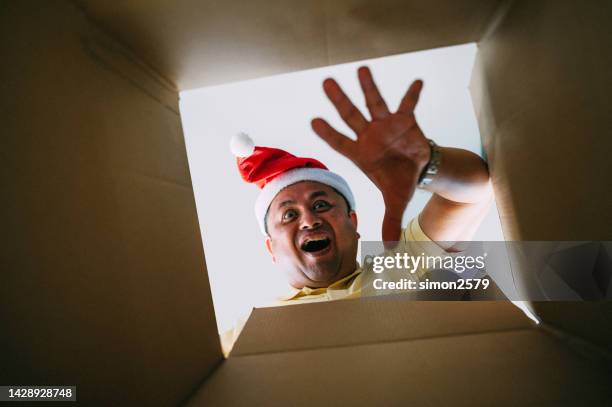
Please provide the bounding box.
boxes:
[323,78,368,134]
[397,79,423,114]
[358,66,390,120]
[311,118,355,158]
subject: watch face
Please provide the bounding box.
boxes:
[420,177,434,186]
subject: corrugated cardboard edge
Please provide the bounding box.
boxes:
[231,299,535,357]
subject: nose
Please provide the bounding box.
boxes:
[300,210,322,230]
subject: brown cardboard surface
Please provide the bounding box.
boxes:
[232,299,533,356]
[189,329,612,406]
[471,0,612,241]
[470,0,612,343]
[325,0,501,65]
[4,1,612,405]
[1,1,221,405]
[77,0,329,90]
[532,302,612,353]
[78,0,502,90]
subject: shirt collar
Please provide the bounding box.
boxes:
[277,266,362,301]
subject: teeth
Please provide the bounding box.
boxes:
[304,235,328,244]
[305,238,326,243]
[301,235,331,252]
[301,236,331,253]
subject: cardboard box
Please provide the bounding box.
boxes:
[2,0,610,405]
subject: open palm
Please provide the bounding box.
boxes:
[311,67,431,244]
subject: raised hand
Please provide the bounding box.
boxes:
[311,66,431,244]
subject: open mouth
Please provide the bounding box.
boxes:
[301,237,331,253]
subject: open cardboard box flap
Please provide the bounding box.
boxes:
[231,299,531,356]
[3,0,611,405]
[188,299,611,406]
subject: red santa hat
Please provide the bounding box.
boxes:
[231,133,356,235]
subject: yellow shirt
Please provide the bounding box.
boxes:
[221,217,443,355]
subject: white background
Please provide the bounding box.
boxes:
[180,43,505,333]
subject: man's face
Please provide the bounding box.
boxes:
[265,181,359,289]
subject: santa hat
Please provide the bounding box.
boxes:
[231,133,355,235]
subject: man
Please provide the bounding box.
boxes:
[223,66,492,353]
[233,65,492,296]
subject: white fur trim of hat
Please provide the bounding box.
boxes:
[254,167,355,235]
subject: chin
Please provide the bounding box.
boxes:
[303,262,341,285]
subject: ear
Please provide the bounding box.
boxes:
[349,210,360,239]
[265,237,276,263]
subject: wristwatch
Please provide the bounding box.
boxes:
[417,139,441,187]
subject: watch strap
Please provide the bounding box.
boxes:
[417,139,441,187]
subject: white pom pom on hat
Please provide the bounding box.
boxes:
[230,132,255,157]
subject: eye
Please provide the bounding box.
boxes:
[313,200,331,211]
[282,208,298,222]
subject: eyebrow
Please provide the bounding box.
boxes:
[309,191,328,199]
[276,191,329,209]
[277,199,296,209]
